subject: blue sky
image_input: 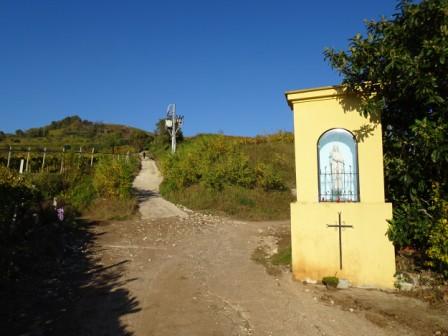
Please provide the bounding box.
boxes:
[0,0,398,136]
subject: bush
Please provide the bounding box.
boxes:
[427,216,448,277]
[426,188,448,276]
[93,156,138,199]
[256,163,286,191]
[388,183,448,276]
[160,135,287,193]
[322,276,339,288]
[0,167,38,230]
[28,172,64,199]
[161,136,256,191]
[0,167,39,281]
[387,202,434,250]
[65,175,96,210]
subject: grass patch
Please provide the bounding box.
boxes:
[270,232,292,266]
[252,229,292,276]
[251,247,282,276]
[271,246,292,266]
[84,198,137,221]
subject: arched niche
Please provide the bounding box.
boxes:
[317,128,359,202]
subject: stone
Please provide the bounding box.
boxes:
[337,279,352,289]
[397,281,414,291]
[303,278,317,284]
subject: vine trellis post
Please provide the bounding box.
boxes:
[41,148,47,172]
[60,147,65,173]
[25,147,31,173]
[78,147,82,168]
[1,146,139,174]
[7,146,11,168]
[90,148,95,167]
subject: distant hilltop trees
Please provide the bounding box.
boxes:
[3,115,153,153]
[16,116,105,138]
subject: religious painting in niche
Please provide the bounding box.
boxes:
[318,128,359,202]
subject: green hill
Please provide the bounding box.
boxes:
[0,115,152,153]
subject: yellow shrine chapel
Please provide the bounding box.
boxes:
[285,85,396,289]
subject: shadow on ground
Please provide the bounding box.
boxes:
[133,188,159,203]
[0,219,140,336]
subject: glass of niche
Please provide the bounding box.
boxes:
[317,128,359,202]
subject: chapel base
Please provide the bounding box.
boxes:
[290,201,396,289]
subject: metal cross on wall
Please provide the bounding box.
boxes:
[327,211,353,270]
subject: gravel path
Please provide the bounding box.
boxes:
[132,159,186,220]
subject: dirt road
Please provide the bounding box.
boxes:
[51,159,448,336]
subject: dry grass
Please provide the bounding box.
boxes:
[164,184,294,221]
[84,197,137,221]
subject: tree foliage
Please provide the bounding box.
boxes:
[153,119,183,145]
[325,0,448,272]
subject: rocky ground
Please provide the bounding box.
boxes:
[44,160,448,336]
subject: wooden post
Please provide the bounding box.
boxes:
[126,151,129,163]
[41,147,47,172]
[7,146,11,168]
[90,147,95,167]
[78,146,82,168]
[25,147,31,172]
[60,147,65,173]
[19,159,24,174]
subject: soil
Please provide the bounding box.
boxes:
[45,159,448,335]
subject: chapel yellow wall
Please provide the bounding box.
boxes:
[286,86,396,289]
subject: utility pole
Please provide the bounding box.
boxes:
[165,104,184,153]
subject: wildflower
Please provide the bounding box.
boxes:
[57,207,64,222]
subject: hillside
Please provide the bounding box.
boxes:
[0,114,297,220]
[0,115,152,153]
[157,132,296,220]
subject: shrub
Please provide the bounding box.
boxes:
[0,167,38,229]
[93,156,137,199]
[0,167,39,281]
[387,202,434,250]
[426,188,448,276]
[160,135,256,192]
[427,216,448,277]
[322,276,339,288]
[255,163,286,191]
[388,183,448,276]
[65,175,96,210]
[28,172,64,199]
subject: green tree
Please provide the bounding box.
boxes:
[129,130,152,151]
[324,0,448,272]
[103,133,122,153]
[153,118,183,147]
